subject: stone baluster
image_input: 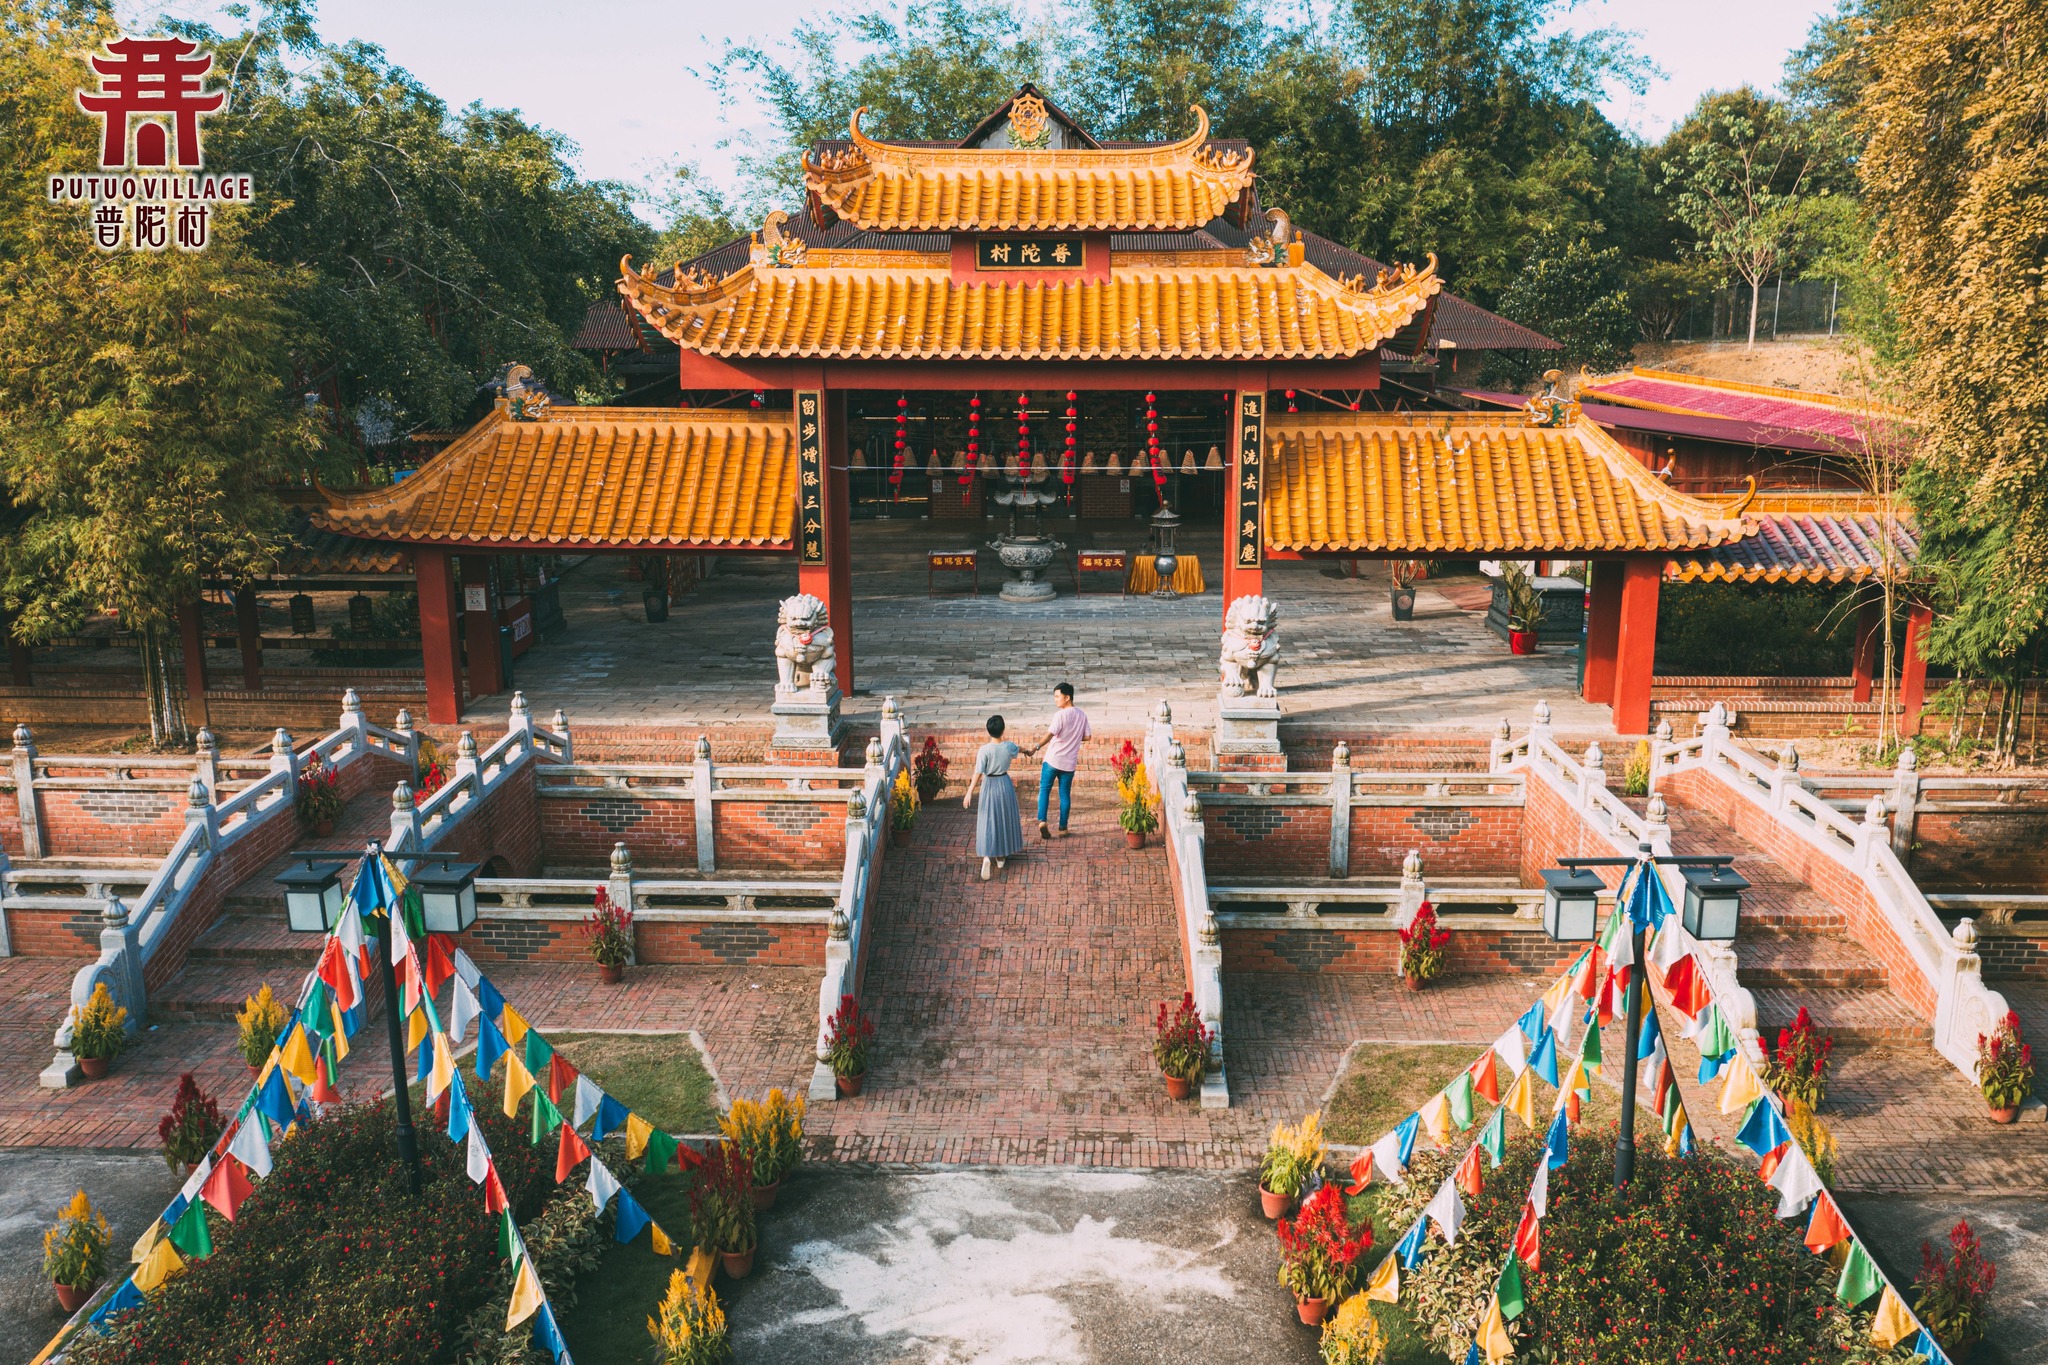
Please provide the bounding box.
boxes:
[880,695,903,760]
[1327,741,1352,880]
[388,782,422,852]
[101,894,144,1033]
[186,776,217,844]
[1396,849,1427,924]
[193,727,218,799]
[13,724,42,859]
[1642,792,1672,854]
[269,727,299,787]
[1581,741,1606,806]
[1772,741,1801,812]
[393,708,420,774]
[1889,746,1920,865]
[1648,719,1674,791]
[692,735,716,875]
[1489,717,1513,772]
[454,731,481,789]
[339,687,367,751]
[1529,699,1553,749]
[1857,795,1889,870]
[608,842,637,964]
[550,707,574,762]
[506,691,533,752]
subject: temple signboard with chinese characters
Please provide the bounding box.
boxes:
[43,35,252,252]
[796,392,826,565]
[975,236,1087,271]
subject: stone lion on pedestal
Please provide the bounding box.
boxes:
[774,594,837,695]
[1220,595,1280,698]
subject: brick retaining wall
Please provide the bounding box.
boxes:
[1220,923,1581,975]
[454,916,827,967]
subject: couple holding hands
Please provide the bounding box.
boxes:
[958,682,1092,881]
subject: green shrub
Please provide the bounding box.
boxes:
[1655,582,1858,676]
[73,1100,574,1365]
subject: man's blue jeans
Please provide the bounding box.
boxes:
[1036,763,1074,828]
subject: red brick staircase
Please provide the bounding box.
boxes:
[1661,802,1931,1044]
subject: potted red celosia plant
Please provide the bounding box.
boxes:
[582,886,633,984]
[1397,901,1451,991]
[1276,1184,1370,1326]
[691,1144,759,1280]
[912,736,950,804]
[820,994,875,1096]
[1765,1006,1835,1110]
[1975,1011,2033,1124]
[1152,992,1211,1100]
[1914,1218,1996,1361]
[296,755,343,835]
[158,1073,225,1176]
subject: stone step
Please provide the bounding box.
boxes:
[151,959,302,1023]
[1735,934,1889,991]
[186,913,311,965]
[1749,986,1932,1045]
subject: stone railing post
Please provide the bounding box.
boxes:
[880,695,904,762]
[1395,849,1427,924]
[388,782,422,852]
[844,787,869,868]
[863,735,884,787]
[1698,703,1732,756]
[1857,795,1889,871]
[550,708,574,763]
[1529,699,1553,749]
[608,842,637,964]
[692,736,716,874]
[12,724,42,860]
[1489,717,1513,772]
[105,894,145,1032]
[1327,741,1352,879]
[1642,792,1672,852]
[339,687,367,750]
[185,777,217,845]
[1151,699,1174,755]
[1771,741,1801,814]
[506,692,533,753]
[1889,747,1920,865]
[1647,719,1674,792]
[193,727,218,798]
[393,708,421,775]
[454,731,481,786]
[269,727,300,787]
[1580,741,1606,805]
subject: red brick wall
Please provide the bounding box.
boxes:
[712,798,846,870]
[538,790,696,871]
[1976,931,2046,981]
[1349,804,1522,878]
[6,907,104,958]
[1517,774,1627,893]
[1658,768,1936,1018]
[1909,808,2048,891]
[35,787,187,859]
[1221,924,1580,975]
[456,916,826,967]
[1205,804,1330,877]
[425,763,543,877]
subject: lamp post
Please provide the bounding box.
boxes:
[1539,842,1747,1190]
[278,840,478,1198]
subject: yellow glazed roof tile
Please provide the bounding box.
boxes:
[1262,413,1750,554]
[618,252,1441,361]
[803,106,1254,232]
[312,406,795,548]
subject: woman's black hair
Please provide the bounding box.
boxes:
[987,714,1006,737]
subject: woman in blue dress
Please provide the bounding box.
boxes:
[962,714,1032,880]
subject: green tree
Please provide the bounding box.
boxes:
[0,7,330,744]
[1658,90,1818,348]
[1494,233,1637,381]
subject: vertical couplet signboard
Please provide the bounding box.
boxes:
[796,391,825,565]
[1235,391,1264,570]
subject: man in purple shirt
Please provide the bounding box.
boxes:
[1033,681,1091,838]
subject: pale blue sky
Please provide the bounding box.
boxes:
[126,0,1836,218]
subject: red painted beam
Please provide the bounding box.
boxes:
[677,353,1381,393]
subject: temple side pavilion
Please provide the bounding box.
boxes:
[314,90,1850,735]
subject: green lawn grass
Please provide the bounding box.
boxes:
[1324,1043,1478,1146]
[548,1031,723,1135]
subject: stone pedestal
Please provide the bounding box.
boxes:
[769,686,846,764]
[1215,692,1284,771]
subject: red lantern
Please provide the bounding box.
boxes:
[891,395,908,497]
[1286,388,1298,413]
[750,390,763,409]
[962,393,980,485]
[1062,391,1078,490]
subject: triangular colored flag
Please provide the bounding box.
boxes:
[427,1031,456,1102]
[546,1054,577,1106]
[613,1187,652,1244]
[475,1012,508,1081]
[1392,1112,1420,1166]
[1465,1345,1480,1365]
[467,1122,491,1185]
[1396,1216,1430,1268]
[1503,1068,1536,1129]
[1527,1029,1559,1087]
[650,1222,675,1257]
[167,1198,212,1260]
[531,1300,569,1362]
[278,1021,318,1087]
[624,1112,653,1161]
[316,937,361,1012]
[1758,1141,1791,1185]
[1493,1024,1528,1077]
[1477,1295,1513,1364]
[132,1212,165,1265]
[1478,1106,1507,1167]
[1637,1009,1661,1061]
[1593,968,1618,1028]
[1579,1017,1604,1074]
[503,1052,535,1119]
[1665,954,1709,1018]
[1446,1072,1477,1130]
[1512,1202,1541,1273]
[1345,1150,1375,1196]
[449,973,480,1046]
[1554,1059,1587,1111]
[476,973,505,1024]
[1419,1092,1453,1147]
[227,1111,272,1178]
[501,1004,530,1047]
[1515,1000,1546,1044]
[522,1027,553,1077]
[92,1275,146,1323]
[573,1075,603,1131]
[1528,1158,1549,1217]
[1768,1143,1823,1218]
[1364,1249,1400,1302]
[1455,1142,1485,1198]
[1804,1192,1850,1253]
[256,1066,295,1132]
[1497,1254,1526,1319]
[1544,1111,1570,1169]
[1868,1285,1915,1348]
[645,1127,680,1176]
[1369,1126,1410,1186]
[1469,1050,1501,1103]
[200,1154,254,1221]
[592,1093,630,1142]
[407,1004,431,1054]
[498,1209,518,1261]
[505,1256,544,1329]
[133,1235,186,1292]
[309,1053,342,1105]
[1696,1004,1736,1058]
[448,1076,474,1144]
[1572,946,1604,1001]
[1913,1329,1953,1365]
[1835,1240,1882,1306]
[1736,1097,1793,1158]
[587,1156,621,1213]
[424,932,454,998]
[483,1162,510,1214]
[555,1123,592,1183]
[1424,1175,1466,1245]
[531,1089,564,1146]
[1719,1053,1765,1115]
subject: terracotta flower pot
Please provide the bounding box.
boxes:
[78,1056,110,1080]
[1987,1105,2019,1124]
[891,827,911,847]
[1259,1184,1293,1220]
[1163,1072,1192,1101]
[835,1071,866,1098]
[752,1178,783,1211]
[598,963,624,985]
[314,818,335,837]
[1296,1296,1328,1327]
[54,1281,94,1314]
[1125,831,1146,849]
[1508,629,1538,656]
[720,1248,755,1280]
[1403,973,1423,992]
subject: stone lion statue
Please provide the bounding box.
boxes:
[1219,595,1280,698]
[774,594,836,695]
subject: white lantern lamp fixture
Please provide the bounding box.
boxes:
[1539,867,1605,943]
[278,858,346,934]
[410,858,480,936]
[1679,862,1750,942]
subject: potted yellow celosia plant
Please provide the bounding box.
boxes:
[69,981,128,1079]
[720,1088,805,1210]
[43,1190,109,1314]
[236,983,288,1075]
[889,768,918,846]
[647,1266,731,1365]
[1257,1110,1327,1220]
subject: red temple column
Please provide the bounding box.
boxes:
[1222,386,1266,618]
[1610,558,1662,735]
[1899,601,1933,735]
[1849,596,1883,704]
[176,598,209,717]
[796,389,854,692]
[416,547,464,724]
[459,554,505,699]
[234,587,263,691]
[1581,560,1624,705]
